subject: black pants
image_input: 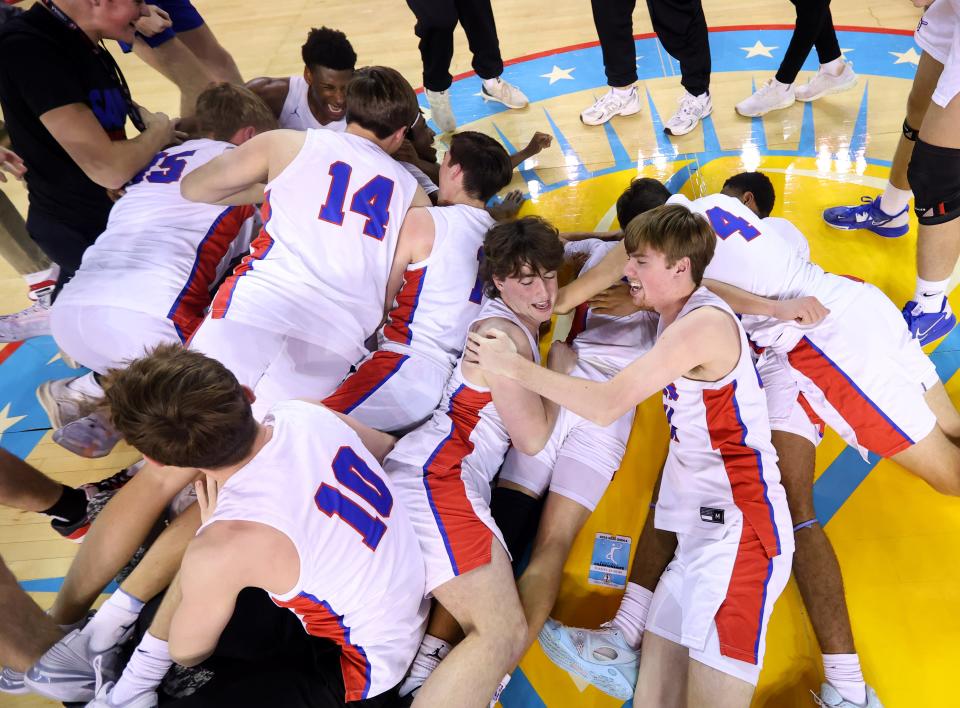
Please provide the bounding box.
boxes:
[775,0,841,85]
[139,589,405,708]
[406,0,504,91]
[25,209,103,298]
[591,0,710,95]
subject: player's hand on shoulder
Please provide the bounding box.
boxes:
[465,325,520,377]
[195,475,221,525]
[0,146,26,182]
[589,282,643,316]
[139,106,185,147]
[546,340,577,374]
[772,296,830,325]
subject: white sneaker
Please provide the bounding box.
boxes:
[86,654,159,708]
[736,79,796,117]
[664,91,712,136]
[795,61,857,102]
[481,77,529,109]
[37,376,94,429]
[425,88,456,133]
[0,667,27,695]
[580,87,641,126]
[813,682,883,707]
[24,629,100,702]
[537,618,638,700]
[0,300,51,342]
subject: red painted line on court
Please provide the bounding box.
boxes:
[0,341,24,367]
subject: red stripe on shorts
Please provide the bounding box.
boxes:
[323,350,409,414]
[714,522,773,665]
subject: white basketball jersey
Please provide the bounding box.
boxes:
[278,75,346,132]
[381,204,495,369]
[211,129,419,363]
[668,193,858,352]
[763,216,810,262]
[655,288,793,557]
[200,401,428,701]
[563,239,659,376]
[387,297,540,500]
[58,139,258,339]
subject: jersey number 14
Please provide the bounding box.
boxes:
[319,161,396,241]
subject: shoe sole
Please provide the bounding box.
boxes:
[480,88,528,110]
[796,77,858,102]
[36,381,68,429]
[581,105,641,126]
[537,628,634,700]
[664,104,713,137]
[23,670,95,703]
[735,97,795,118]
[823,218,908,238]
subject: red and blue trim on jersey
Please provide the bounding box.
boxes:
[210,192,275,319]
[420,384,494,577]
[383,266,428,345]
[786,335,914,457]
[271,591,372,702]
[714,522,774,665]
[565,302,590,345]
[702,380,782,558]
[323,350,410,414]
[166,204,255,340]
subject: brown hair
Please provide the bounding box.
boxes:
[101,344,258,469]
[194,83,278,141]
[623,204,716,286]
[345,66,419,139]
[447,131,512,202]
[481,216,564,298]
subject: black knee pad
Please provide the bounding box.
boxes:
[903,119,919,142]
[909,139,960,225]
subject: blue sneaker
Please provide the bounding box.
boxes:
[823,196,909,238]
[0,667,27,695]
[903,297,956,345]
[537,619,638,700]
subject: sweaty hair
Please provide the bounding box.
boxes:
[194,83,278,141]
[346,66,419,139]
[101,345,259,470]
[616,178,672,226]
[722,171,775,218]
[447,131,512,202]
[623,204,716,286]
[481,216,565,298]
[301,27,357,71]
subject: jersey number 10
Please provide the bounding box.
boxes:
[314,446,394,550]
[319,161,396,241]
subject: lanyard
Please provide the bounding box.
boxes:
[39,0,145,131]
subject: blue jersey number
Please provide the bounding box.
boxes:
[314,446,393,550]
[468,247,485,304]
[318,161,396,240]
[705,206,761,242]
[130,150,197,186]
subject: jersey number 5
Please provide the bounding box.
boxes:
[319,161,396,240]
[314,446,394,550]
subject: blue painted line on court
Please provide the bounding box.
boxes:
[500,667,547,708]
[19,577,118,594]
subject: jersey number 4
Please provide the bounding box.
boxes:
[314,446,394,550]
[705,206,761,242]
[319,161,396,240]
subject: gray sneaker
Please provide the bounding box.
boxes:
[813,682,884,707]
[425,89,456,132]
[664,91,712,136]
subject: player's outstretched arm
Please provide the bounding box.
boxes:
[554,240,627,314]
[466,308,732,426]
[702,278,830,325]
[244,76,289,120]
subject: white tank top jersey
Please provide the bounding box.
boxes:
[58,139,259,339]
[199,401,428,702]
[562,239,659,376]
[763,216,810,262]
[211,129,419,363]
[278,75,346,132]
[667,193,859,352]
[380,204,495,370]
[655,288,793,557]
[387,297,540,501]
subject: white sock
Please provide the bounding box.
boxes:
[823,653,866,705]
[66,371,103,399]
[83,588,145,653]
[821,56,846,76]
[610,582,654,649]
[878,183,912,218]
[399,634,450,696]
[611,84,634,96]
[914,277,951,312]
[110,632,171,704]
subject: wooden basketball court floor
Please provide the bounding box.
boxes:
[1,1,957,706]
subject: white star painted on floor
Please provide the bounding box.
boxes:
[889,47,921,65]
[540,65,575,84]
[740,40,778,59]
[0,403,26,436]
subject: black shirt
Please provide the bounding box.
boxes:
[0,4,130,232]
